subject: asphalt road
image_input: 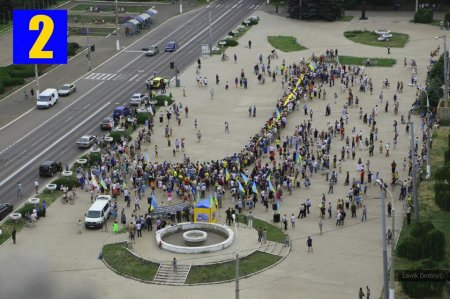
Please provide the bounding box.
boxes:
[0,0,263,205]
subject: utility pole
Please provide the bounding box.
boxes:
[86,28,91,71]
[381,189,389,299]
[444,35,448,107]
[390,207,396,299]
[409,122,419,221]
[234,221,239,299]
[421,88,431,179]
[34,64,40,100]
[114,0,120,50]
[180,0,183,14]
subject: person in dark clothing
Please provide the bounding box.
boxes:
[12,227,16,244]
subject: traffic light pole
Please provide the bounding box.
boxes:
[86,28,91,71]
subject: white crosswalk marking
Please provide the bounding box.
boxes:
[249,5,255,9]
[128,74,139,82]
[103,74,117,80]
[83,72,147,82]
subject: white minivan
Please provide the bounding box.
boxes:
[84,200,111,229]
[37,88,58,109]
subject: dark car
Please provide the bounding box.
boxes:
[100,117,115,130]
[0,203,13,221]
[165,41,178,52]
[39,161,60,177]
[113,106,131,120]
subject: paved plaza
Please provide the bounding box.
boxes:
[0,9,441,299]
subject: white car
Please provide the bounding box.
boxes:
[130,93,148,106]
[76,135,97,148]
[95,195,111,202]
[58,83,76,96]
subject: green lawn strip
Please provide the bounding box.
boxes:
[343,30,409,48]
[185,251,281,284]
[236,215,286,243]
[103,243,159,281]
[396,129,450,270]
[0,190,62,245]
[267,35,307,52]
[338,15,353,21]
[0,22,11,32]
[338,55,396,67]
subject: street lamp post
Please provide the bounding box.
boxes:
[234,220,239,299]
[420,88,431,179]
[378,180,396,299]
[377,184,389,299]
[114,0,120,51]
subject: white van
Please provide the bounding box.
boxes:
[37,88,58,109]
[84,200,111,229]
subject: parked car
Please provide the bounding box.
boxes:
[165,40,178,52]
[113,106,131,120]
[77,135,97,148]
[58,83,76,96]
[100,117,115,130]
[130,93,148,106]
[39,161,60,177]
[0,203,13,221]
[143,45,159,56]
[84,200,111,229]
[95,195,111,202]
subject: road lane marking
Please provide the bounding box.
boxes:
[103,74,116,80]
[0,101,111,188]
[0,82,104,155]
[128,74,139,82]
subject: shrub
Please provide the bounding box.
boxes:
[397,237,423,260]
[154,95,173,107]
[109,131,132,143]
[410,221,434,238]
[52,176,80,190]
[444,148,450,163]
[89,152,102,166]
[136,112,150,124]
[445,10,450,23]
[401,259,445,298]
[414,8,433,24]
[425,229,446,260]
[435,189,450,211]
[225,39,238,47]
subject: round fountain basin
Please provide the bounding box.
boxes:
[183,230,208,243]
[156,222,234,254]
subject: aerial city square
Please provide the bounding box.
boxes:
[0,0,449,298]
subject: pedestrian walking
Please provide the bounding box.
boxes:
[30,88,34,98]
[11,226,17,244]
[282,214,288,230]
[234,53,237,63]
[252,105,256,117]
[113,220,119,234]
[248,40,252,49]
[387,46,391,54]
[41,200,47,217]
[224,121,229,133]
[290,213,296,228]
[361,205,367,221]
[23,90,28,100]
[77,219,82,234]
[16,181,23,197]
[248,106,252,117]
[318,218,323,234]
[210,88,214,100]
[366,286,371,299]
[172,257,178,273]
[197,130,202,142]
[307,236,313,252]
[359,287,365,299]
[34,180,39,194]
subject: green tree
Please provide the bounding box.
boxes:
[288,0,344,21]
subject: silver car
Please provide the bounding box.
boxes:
[58,83,76,96]
[77,135,97,148]
[130,93,149,106]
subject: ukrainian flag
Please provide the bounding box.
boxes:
[241,173,249,184]
[238,181,245,193]
[100,178,108,190]
[150,194,158,211]
[268,180,275,192]
[225,168,230,182]
[252,182,258,194]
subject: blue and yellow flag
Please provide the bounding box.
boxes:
[100,178,108,190]
[252,182,258,194]
[150,194,158,211]
[238,181,245,193]
[225,168,230,182]
[241,173,249,184]
[268,180,275,192]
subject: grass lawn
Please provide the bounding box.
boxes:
[69,27,115,37]
[0,22,11,32]
[338,16,353,21]
[396,128,450,271]
[339,55,396,67]
[0,190,62,245]
[236,215,286,243]
[267,35,307,52]
[185,251,281,284]
[344,30,409,48]
[102,243,159,281]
